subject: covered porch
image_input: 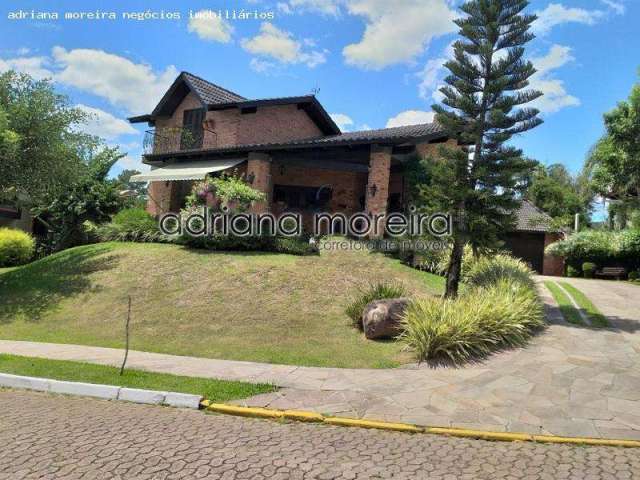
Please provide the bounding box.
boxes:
[134,142,428,230]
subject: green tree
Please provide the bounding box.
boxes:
[0,71,97,205]
[34,147,124,252]
[430,0,543,297]
[586,79,640,226]
[525,163,593,229]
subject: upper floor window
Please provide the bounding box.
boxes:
[181,108,204,150]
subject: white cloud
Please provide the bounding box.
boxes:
[529,45,580,114]
[277,0,341,16]
[75,104,138,140]
[187,10,234,43]
[343,0,457,70]
[601,0,625,15]
[533,3,604,35]
[241,22,327,68]
[52,46,178,114]
[249,57,277,73]
[330,113,354,131]
[117,154,149,172]
[0,55,53,79]
[386,110,435,127]
[416,42,454,101]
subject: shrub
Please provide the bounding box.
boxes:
[582,262,597,279]
[400,279,544,363]
[566,265,581,278]
[96,208,164,243]
[629,270,639,281]
[345,281,408,327]
[463,254,535,290]
[177,234,317,256]
[0,228,35,267]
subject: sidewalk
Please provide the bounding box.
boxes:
[2,283,640,440]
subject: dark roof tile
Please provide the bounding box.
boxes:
[182,72,246,104]
[515,201,556,232]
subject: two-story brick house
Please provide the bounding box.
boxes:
[129,71,563,275]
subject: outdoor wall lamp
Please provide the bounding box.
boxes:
[369,184,377,197]
[247,172,255,184]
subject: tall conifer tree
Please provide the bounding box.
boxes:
[432,0,543,297]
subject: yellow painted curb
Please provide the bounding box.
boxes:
[201,400,640,448]
[206,403,284,419]
[324,417,423,433]
[426,427,533,442]
[283,410,324,423]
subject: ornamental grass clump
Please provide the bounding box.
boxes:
[400,279,544,364]
[463,254,535,290]
[0,227,35,267]
[345,281,408,327]
[96,208,165,243]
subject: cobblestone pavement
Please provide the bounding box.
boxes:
[2,280,640,440]
[1,390,639,480]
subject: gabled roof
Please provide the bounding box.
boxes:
[514,201,557,233]
[182,72,246,104]
[129,71,340,134]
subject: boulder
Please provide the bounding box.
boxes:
[362,298,411,340]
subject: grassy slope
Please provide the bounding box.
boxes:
[0,354,274,401]
[0,242,443,368]
[558,282,610,328]
[544,281,584,326]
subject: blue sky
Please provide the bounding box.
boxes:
[0,0,638,183]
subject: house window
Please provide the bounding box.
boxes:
[181,108,204,150]
[273,185,332,210]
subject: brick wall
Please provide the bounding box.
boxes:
[247,153,272,213]
[271,163,367,215]
[146,181,175,216]
[366,146,391,214]
[237,105,323,145]
[154,93,323,150]
[415,138,458,157]
[543,232,565,276]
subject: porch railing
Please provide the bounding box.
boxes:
[143,127,217,155]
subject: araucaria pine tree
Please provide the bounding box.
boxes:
[432,0,543,298]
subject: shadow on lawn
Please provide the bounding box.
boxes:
[0,244,119,323]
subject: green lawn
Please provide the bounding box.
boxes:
[0,242,443,368]
[544,281,585,326]
[0,354,275,402]
[558,282,610,328]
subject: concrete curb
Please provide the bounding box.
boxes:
[201,401,640,448]
[0,373,202,409]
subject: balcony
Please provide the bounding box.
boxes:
[143,127,217,156]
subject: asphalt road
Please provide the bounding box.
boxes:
[1,390,638,479]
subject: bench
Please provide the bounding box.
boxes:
[595,267,627,280]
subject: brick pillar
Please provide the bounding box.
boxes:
[247,152,272,213]
[366,145,391,237]
[543,232,565,276]
[146,181,176,216]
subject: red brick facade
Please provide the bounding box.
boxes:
[247,152,272,213]
[543,232,565,276]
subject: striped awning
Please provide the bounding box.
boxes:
[130,158,245,182]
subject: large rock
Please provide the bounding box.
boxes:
[362,298,411,340]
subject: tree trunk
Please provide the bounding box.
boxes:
[445,236,464,298]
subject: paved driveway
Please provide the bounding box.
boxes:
[539,276,640,333]
[1,390,638,480]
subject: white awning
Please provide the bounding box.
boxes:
[130,158,245,182]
